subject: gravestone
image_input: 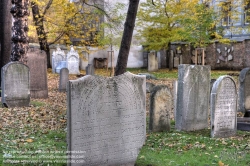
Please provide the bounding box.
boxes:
[27,48,48,98]
[210,76,237,138]
[176,64,211,131]
[59,68,69,92]
[67,46,80,74]
[67,72,146,166]
[86,64,95,75]
[173,57,179,68]
[148,52,158,72]
[169,50,174,71]
[238,68,250,114]
[149,85,172,132]
[55,61,67,74]
[1,62,30,107]
[52,45,66,73]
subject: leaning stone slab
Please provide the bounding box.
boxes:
[138,73,157,80]
[146,82,155,93]
[211,76,237,138]
[238,68,250,113]
[175,64,211,131]
[67,72,146,166]
[27,48,48,98]
[1,62,30,107]
[149,85,172,132]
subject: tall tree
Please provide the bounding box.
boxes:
[0,0,12,84]
[31,1,52,68]
[115,0,140,76]
[10,0,30,62]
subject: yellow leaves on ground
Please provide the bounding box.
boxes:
[26,139,33,143]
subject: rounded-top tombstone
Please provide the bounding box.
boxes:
[210,75,237,138]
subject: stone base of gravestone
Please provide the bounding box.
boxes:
[27,48,48,98]
[67,72,146,166]
[149,85,172,132]
[85,64,95,75]
[175,65,211,131]
[211,76,237,138]
[59,68,69,92]
[237,117,250,131]
[1,62,30,107]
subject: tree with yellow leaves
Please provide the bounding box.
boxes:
[29,0,105,68]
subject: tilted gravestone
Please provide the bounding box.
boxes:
[238,68,250,115]
[27,48,48,98]
[149,85,172,132]
[1,62,30,107]
[175,64,211,131]
[67,46,80,75]
[52,45,66,73]
[59,68,69,92]
[148,52,158,72]
[67,72,146,166]
[210,76,237,138]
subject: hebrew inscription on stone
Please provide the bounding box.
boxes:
[67,72,146,166]
[1,62,30,107]
[211,76,237,138]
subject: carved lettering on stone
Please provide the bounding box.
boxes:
[67,72,146,166]
[211,76,237,138]
[1,62,30,107]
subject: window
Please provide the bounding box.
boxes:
[221,1,231,26]
[244,0,250,24]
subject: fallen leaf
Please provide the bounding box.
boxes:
[26,139,33,143]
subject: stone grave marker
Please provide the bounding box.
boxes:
[86,64,95,75]
[148,52,158,72]
[67,46,80,74]
[169,50,174,71]
[174,57,179,68]
[27,48,48,98]
[52,45,66,73]
[59,68,69,92]
[149,85,172,132]
[210,76,237,138]
[67,72,146,166]
[175,64,211,131]
[1,62,30,107]
[238,67,250,114]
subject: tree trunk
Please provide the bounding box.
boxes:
[0,0,12,84]
[114,0,140,76]
[31,1,51,68]
[10,0,30,62]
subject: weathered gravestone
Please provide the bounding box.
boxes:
[149,85,172,132]
[86,64,95,75]
[238,67,250,115]
[1,62,30,107]
[210,76,237,138]
[67,72,146,166]
[176,64,211,131]
[59,68,69,92]
[67,46,80,74]
[174,57,179,68]
[52,45,66,73]
[148,52,158,72]
[27,48,48,98]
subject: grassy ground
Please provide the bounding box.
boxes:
[0,68,248,166]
